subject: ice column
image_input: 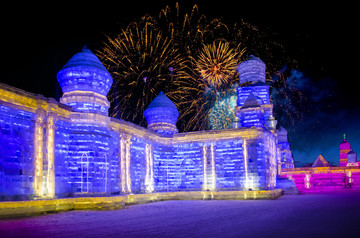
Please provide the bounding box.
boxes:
[202,143,216,191]
[243,139,249,190]
[45,115,55,197]
[120,134,132,193]
[145,144,154,193]
[202,146,208,191]
[80,152,89,193]
[34,112,45,197]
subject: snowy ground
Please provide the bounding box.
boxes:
[1,191,360,238]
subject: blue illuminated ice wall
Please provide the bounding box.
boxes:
[0,50,291,200]
[152,133,277,192]
[0,103,35,200]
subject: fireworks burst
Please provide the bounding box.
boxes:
[172,41,245,132]
[98,20,188,126]
[195,41,245,89]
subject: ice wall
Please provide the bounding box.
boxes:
[0,83,280,200]
[65,123,119,195]
[0,52,287,200]
[0,105,35,200]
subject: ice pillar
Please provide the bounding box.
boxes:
[45,115,55,197]
[120,134,132,193]
[243,139,249,190]
[34,112,45,197]
[145,144,154,193]
[202,143,216,191]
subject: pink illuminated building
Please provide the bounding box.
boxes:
[281,136,360,193]
[339,135,351,166]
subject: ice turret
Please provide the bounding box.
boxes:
[144,91,179,135]
[57,46,113,115]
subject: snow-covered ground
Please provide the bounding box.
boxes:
[1,191,360,238]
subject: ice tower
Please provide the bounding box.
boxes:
[235,55,275,129]
[56,47,115,194]
[57,46,113,116]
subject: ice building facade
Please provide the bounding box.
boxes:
[0,49,294,200]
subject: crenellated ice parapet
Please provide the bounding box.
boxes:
[57,47,113,116]
[144,91,179,136]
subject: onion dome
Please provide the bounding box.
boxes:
[57,46,113,115]
[237,55,266,84]
[144,91,179,135]
[57,46,112,95]
[340,139,351,151]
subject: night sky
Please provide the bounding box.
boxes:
[2,1,358,166]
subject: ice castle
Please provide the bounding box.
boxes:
[0,48,294,200]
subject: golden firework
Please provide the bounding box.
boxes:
[195,41,245,89]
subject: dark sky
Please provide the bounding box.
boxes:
[2,1,358,165]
